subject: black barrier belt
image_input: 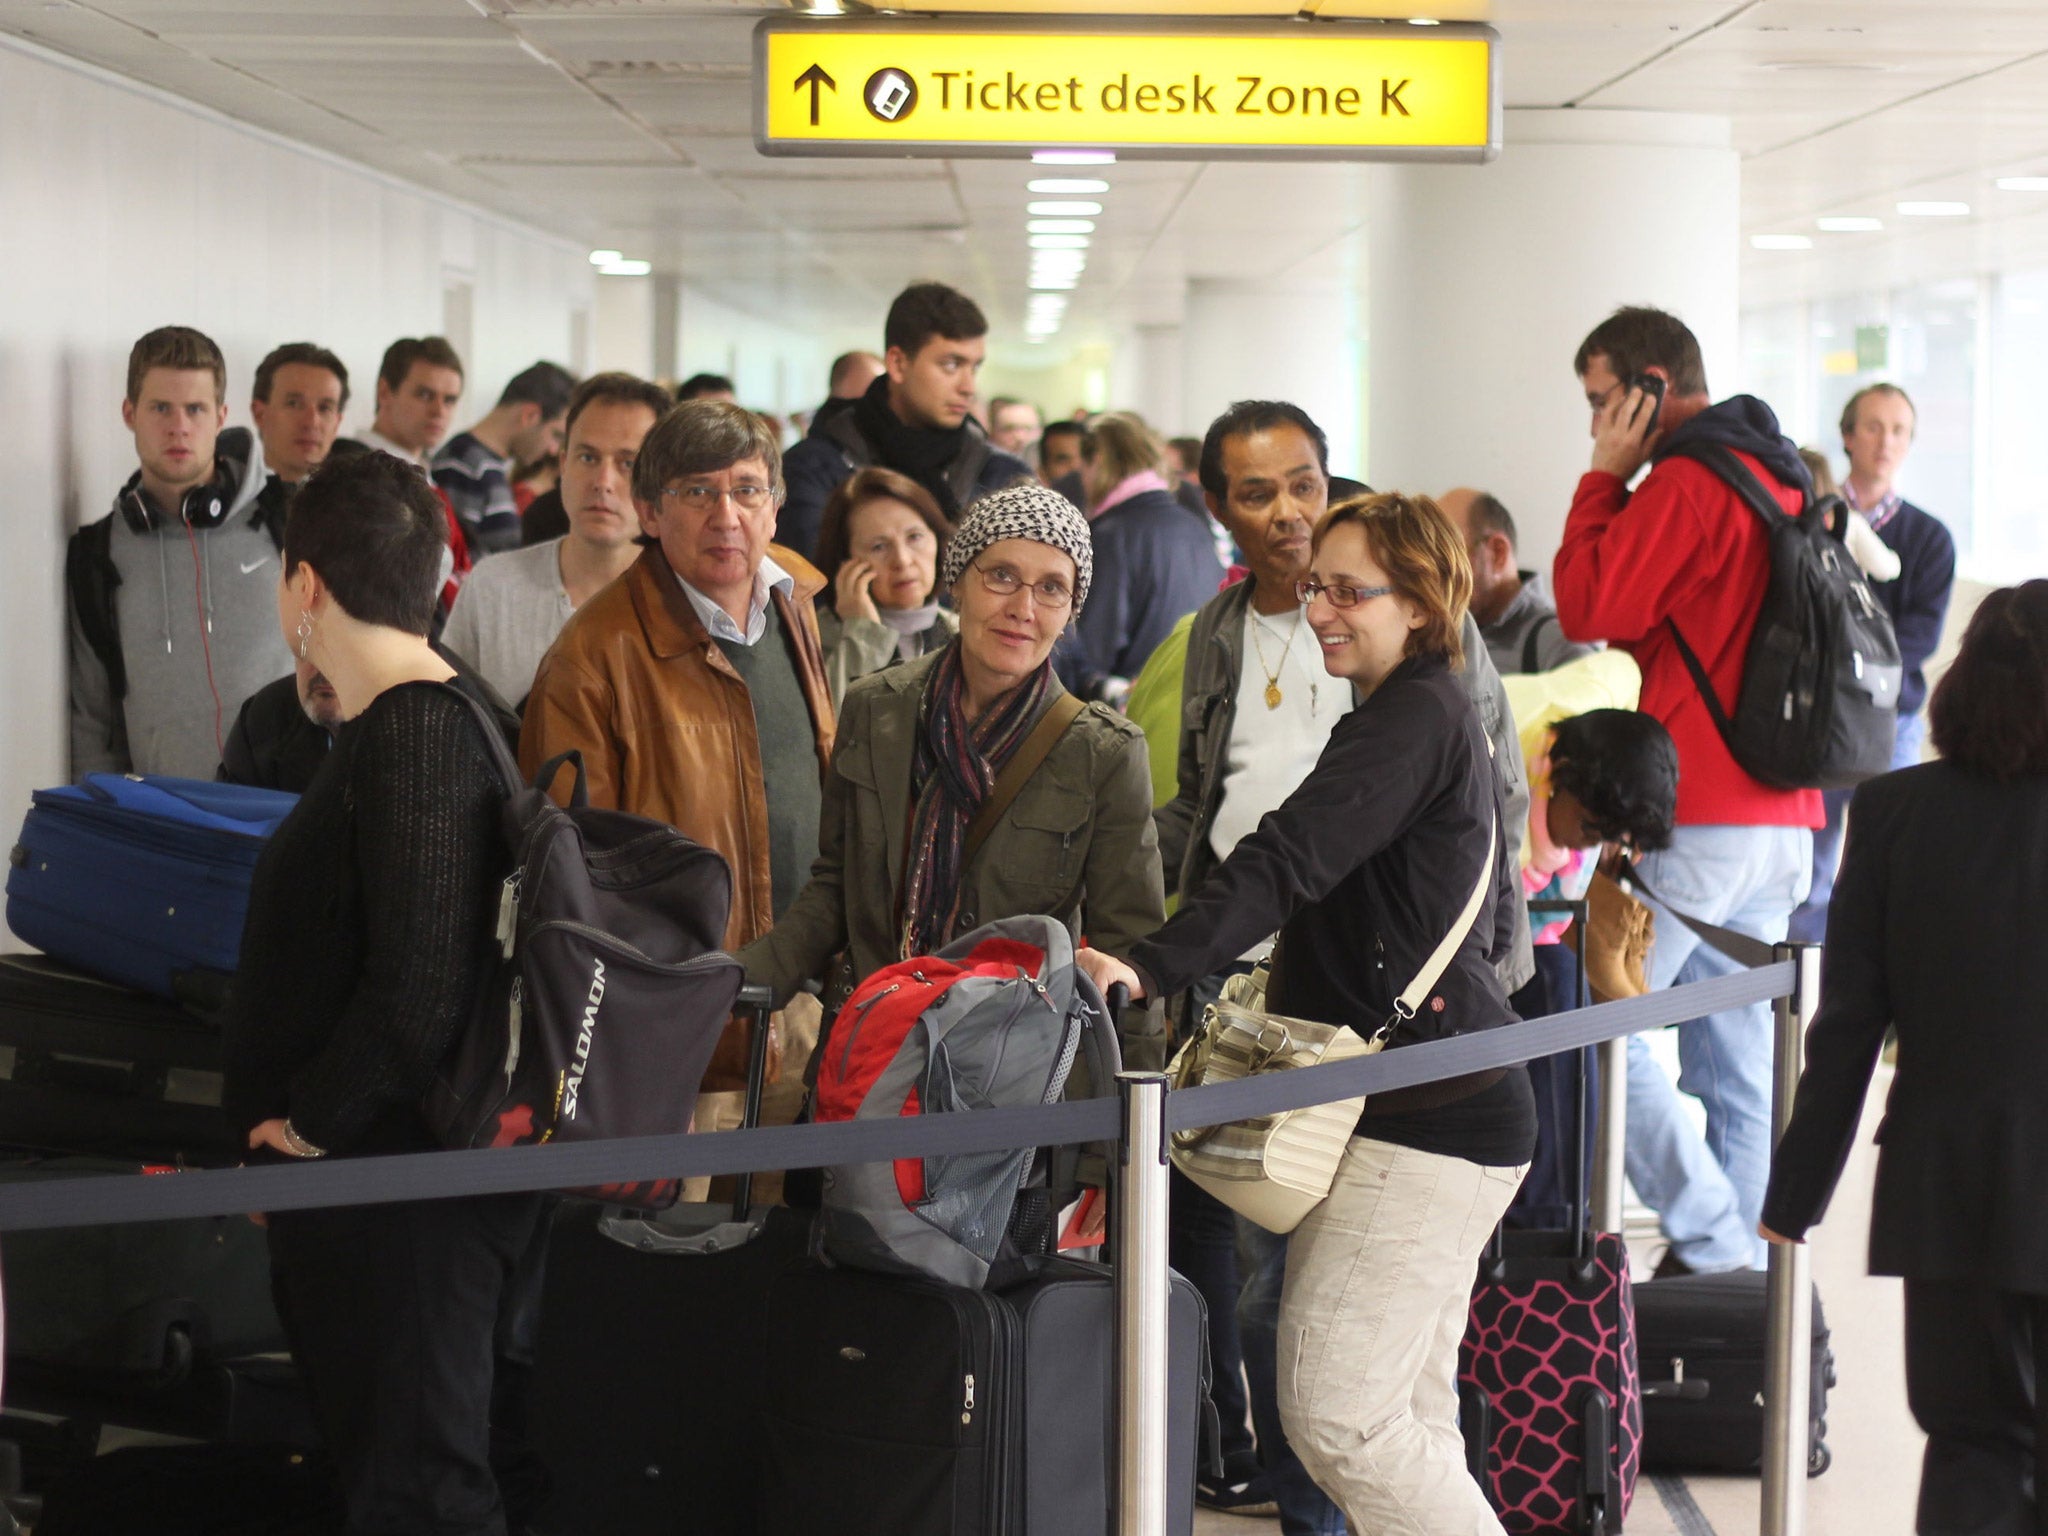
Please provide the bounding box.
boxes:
[0,962,1792,1234]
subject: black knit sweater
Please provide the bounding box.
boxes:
[222,681,504,1154]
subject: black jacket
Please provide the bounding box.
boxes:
[1762,762,2048,1289]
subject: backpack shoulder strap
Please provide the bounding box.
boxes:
[436,679,525,798]
[1667,439,1801,526]
[965,692,1087,863]
[1520,615,1549,674]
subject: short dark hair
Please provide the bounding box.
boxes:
[676,372,736,402]
[562,371,673,446]
[127,326,225,405]
[1549,709,1680,853]
[1168,435,1202,470]
[284,450,446,636]
[1311,491,1468,671]
[498,361,576,418]
[631,399,784,506]
[884,282,987,358]
[1198,400,1330,502]
[829,351,880,392]
[1929,581,2048,782]
[1573,306,1708,397]
[1465,491,1517,550]
[813,466,951,606]
[253,342,350,409]
[1839,382,1916,440]
[1039,421,1088,469]
[378,336,464,391]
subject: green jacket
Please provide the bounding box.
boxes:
[816,605,959,711]
[738,649,1169,1054]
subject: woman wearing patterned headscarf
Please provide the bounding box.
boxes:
[740,482,1166,1051]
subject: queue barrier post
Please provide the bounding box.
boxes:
[1114,1070,1171,1536]
[1760,942,1821,1536]
[1591,1034,1628,1235]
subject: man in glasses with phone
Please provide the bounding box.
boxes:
[1554,305,1825,1277]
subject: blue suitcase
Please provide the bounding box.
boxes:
[6,775,298,999]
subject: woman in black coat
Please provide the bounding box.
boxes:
[1762,580,2048,1536]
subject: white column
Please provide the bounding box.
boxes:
[1367,110,1739,570]
[1182,276,1364,480]
[1129,323,1186,439]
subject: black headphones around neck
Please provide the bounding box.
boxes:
[118,476,231,535]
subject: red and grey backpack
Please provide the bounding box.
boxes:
[814,915,1121,1289]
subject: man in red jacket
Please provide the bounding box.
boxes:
[1554,306,1823,1275]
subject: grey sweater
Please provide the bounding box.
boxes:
[69,459,293,781]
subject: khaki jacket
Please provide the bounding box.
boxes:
[739,649,1167,1058]
[520,544,836,1084]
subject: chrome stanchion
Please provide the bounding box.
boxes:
[1760,943,1821,1536]
[1591,1035,1628,1235]
[1115,1071,1171,1536]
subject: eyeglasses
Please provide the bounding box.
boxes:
[973,560,1073,610]
[659,483,775,512]
[1295,579,1394,609]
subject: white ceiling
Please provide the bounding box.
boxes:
[9,0,2048,342]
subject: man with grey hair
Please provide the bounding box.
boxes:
[520,400,835,1155]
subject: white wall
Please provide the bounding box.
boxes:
[0,37,594,943]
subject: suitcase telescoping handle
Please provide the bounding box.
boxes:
[730,982,775,1222]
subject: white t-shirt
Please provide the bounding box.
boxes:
[1209,604,1346,866]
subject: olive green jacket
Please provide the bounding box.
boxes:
[817,604,959,711]
[738,649,1168,1056]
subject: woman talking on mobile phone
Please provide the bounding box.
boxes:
[810,466,956,707]
[1080,492,1534,1536]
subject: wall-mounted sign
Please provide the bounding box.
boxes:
[754,18,1498,161]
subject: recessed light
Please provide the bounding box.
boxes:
[1030,278,1078,290]
[1028,178,1109,195]
[1028,219,1096,235]
[599,259,653,276]
[1816,216,1883,232]
[588,249,623,265]
[1997,177,2048,192]
[1750,234,1813,250]
[1897,201,1969,216]
[1029,234,1090,249]
[1032,150,1114,165]
[1027,201,1103,217]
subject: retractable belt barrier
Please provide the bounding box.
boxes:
[0,961,1793,1234]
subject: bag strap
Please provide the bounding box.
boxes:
[1613,863,1777,970]
[1521,616,1548,675]
[964,692,1087,863]
[1379,803,1498,1044]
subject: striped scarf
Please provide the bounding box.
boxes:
[900,640,1055,958]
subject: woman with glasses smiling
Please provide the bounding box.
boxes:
[739,482,1167,1057]
[1081,492,1535,1536]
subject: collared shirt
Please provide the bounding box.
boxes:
[354,427,425,467]
[671,554,796,647]
[1842,480,1903,534]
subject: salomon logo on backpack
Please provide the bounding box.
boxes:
[814,916,1121,1289]
[422,685,745,1208]
[1665,443,1902,790]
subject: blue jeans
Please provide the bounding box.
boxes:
[1626,823,1812,1272]
[1790,711,1924,944]
[1238,1216,1347,1535]
[1169,1168,1255,1467]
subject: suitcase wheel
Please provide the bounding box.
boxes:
[1584,1494,1609,1536]
[1809,1439,1832,1478]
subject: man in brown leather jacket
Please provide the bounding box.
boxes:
[520,400,834,1152]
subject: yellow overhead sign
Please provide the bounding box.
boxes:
[754,20,1498,161]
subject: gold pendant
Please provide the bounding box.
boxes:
[1264,681,1283,710]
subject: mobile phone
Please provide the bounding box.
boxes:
[1630,373,1667,440]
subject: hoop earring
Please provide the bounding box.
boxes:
[296,612,313,661]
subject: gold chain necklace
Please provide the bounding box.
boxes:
[1248,607,1315,711]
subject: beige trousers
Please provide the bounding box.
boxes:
[678,991,822,1207]
[1278,1136,1528,1535]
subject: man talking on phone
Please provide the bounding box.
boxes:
[1552,306,1823,1278]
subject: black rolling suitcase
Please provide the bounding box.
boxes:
[525,985,810,1535]
[759,1255,1214,1536]
[1459,902,1642,1536]
[1634,1270,1835,1476]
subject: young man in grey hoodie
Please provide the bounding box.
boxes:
[67,326,291,781]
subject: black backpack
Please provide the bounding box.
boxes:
[1664,443,1901,791]
[423,686,745,1207]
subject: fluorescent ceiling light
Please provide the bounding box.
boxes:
[1031,260,1086,275]
[1816,216,1882,232]
[1028,178,1109,195]
[1033,150,1114,165]
[1749,234,1813,250]
[1027,201,1102,217]
[1997,177,2048,192]
[1031,277,1079,290]
[588,249,623,265]
[1030,234,1090,249]
[1408,16,1441,23]
[599,259,653,276]
[1897,200,1969,216]
[1028,219,1096,235]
